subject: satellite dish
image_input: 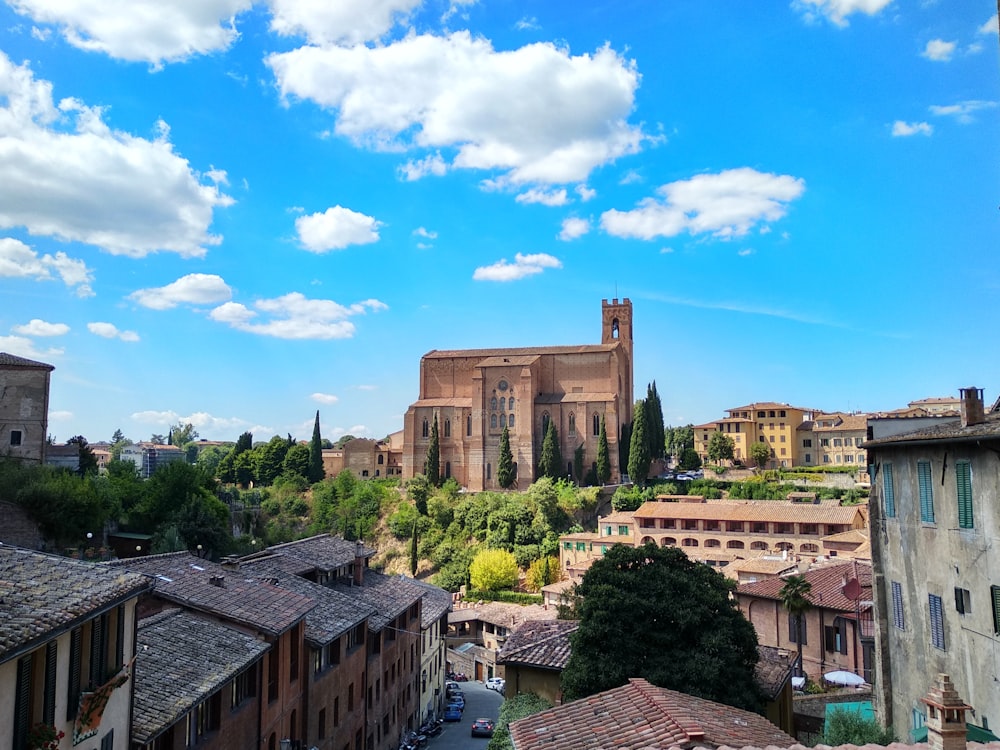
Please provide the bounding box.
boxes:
[842,577,862,600]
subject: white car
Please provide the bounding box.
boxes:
[485,677,505,692]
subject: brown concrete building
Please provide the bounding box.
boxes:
[0,352,54,465]
[446,601,557,682]
[402,299,634,490]
[322,432,403,480]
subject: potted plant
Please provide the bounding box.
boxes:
[26,723,64,750]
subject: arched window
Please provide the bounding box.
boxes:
[490,414,498,429]
[682,538,698,547]
[662,537,677,547]
[500,414,507,428]
[467,414,472,436]
[567,461,573,477]
[491,396,498,411]
[727,540,745,550]
[377,454,384,465]
[542,413,550,434]
[704,539,721,548]
[444,419,451,438]
[508,414,515,428]
[486,463,491,480]
[512,461,518,478]
[593,414,600,436]
[422,419,429,438]
[612,318,619,339]
[500,397,506,411]
[508,396,515,410]
[568,413,576,435]
[776,542,793,552]
[641,536,655,545]
[800,543,819,553]
[751,541,769,550]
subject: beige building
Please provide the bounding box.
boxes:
[402,299,634,490]
[694,402,819,468]
[802,412,868,468]
[321,432,403,480]
[0,352,54,465]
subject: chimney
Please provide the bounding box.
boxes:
[921,674,972,750]
[208,575,225,587]
[354,540,366,586]
[959,387,985,427]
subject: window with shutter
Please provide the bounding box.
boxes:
[918,460,934,523]
[68,627,82,720]
[90,613,109,686]
[115,605,125,671]
[44,641,58,725]
[929,594,945,650]
[991,586,1000,635]
[883,464,895,518]
[14,655,33,750]
[891,581,905,630]
[956,461,973,529]
[100,728,114,750]
[955,587,971,615]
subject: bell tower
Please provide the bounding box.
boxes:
[601,298,634,425]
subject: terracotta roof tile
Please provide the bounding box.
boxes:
[497,619,578,670]
[736,560,872,613]
[635,500,864,525]
[132,609,269,744]
[508,678,796,750]
[0,546,150,664]
[448,601,558,627]
[755,647,796,700]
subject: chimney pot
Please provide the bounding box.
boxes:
[959,387,985,427]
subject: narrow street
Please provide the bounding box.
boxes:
[433,681,504,750]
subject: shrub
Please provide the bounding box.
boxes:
[823,707,896,746]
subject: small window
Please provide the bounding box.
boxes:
[508,414,515,428]
[491,396,498,411]
[490,414,497,429]
[593,414,600,436]
[466,415,472,436]
[444,419,451,438]
[377,454,384,465]
[486,463,491,480]
[509,396,514,410]
[500,397,506,411]
[805,453,812,463]
[618,525,629,535]
[956,461,973,529]
[955,587,971,615]
[788,613,807,644]
[568,413,576,435]
[918,460,934,523]
[883,463,895,518]
[10,430,22,447]
[421,420,429,438]
[929,594,945,650]
[891,581,905,630]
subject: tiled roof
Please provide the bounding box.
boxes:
[635,500,864,524]
[736,560,872,613]
[109,552,315,636]
[261,534,374,574]
[407,577,453,627]
[0,546,150,665]
[237,558,372,646]
[812,414,868,432]
[132,609,269,744]
[0,352,54,369]
[601,511,637,524]
[865,411,1000,446]
[477,355,542,367]
[755,646,796,700]
[536,392,618,404]
[508,677,796,750]
[448,601,558,628]
[330,570,425,630]
[725,557,798,576]
[411,397,474,408]
[541,579,576,595]
[726,402,816,413]
[424,344,617,359]
[821,529,869,545]
[497,619,577,670]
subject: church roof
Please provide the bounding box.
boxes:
[423,343,618,359]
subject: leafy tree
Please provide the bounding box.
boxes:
[706,432,736,464]
[283,443,311,482]
[309,411,325,483]
[67,435,98,476]
[561,543,761,711]
[150,433,166,445]
[823,707,896,746]
[169,422,199,449]
[234,431,253,454]
[233,450,256,487]
[627,400,651,485]
[407,474,431,515]
[196,444,230,477]
[333,434,356,449]
[486,692,553,750]
[525,555,559,592]
[111,428,126,444]
[645,382,665,459]
[573,444,585,484]
[254,436,291,485]
[596,416,611,485]
[750,440,771,470]
[425,417,440,486]
[779,574,813,678]
[497,425,515,489]
[469,548,519,592]
[539,420,563,479]
[665,424,694,459]
[110,429,132,460]
[677,447,702,471]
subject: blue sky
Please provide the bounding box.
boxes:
[1,0,997,445]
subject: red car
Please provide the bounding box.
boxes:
[471,718,495,738]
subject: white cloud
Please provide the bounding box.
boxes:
[268,33,644,185]
[515,17,539,31]
[87,322,140,342]
[892,120,932,136]
[269,0,420,45]
[619,170,642,185]
[209,294,387,339]
[49,410,73,421]
[130,409,262,434]
[738,248,754,257]
[129,273,233,310]
[0,237,94,296]
[311,392,340,404]
[399,153,448,181]
[356,384,378,391]
[0,335,62,360]
[12,319,69,337]
[793,0,894,26]
[660,247,674,254]
[473,252,562,282]
[559,217,591,241]
[980,15,998,36]
[929,100,998,124]
[0,54,232,258]
[516,188,568,206]
[600,167,805,241]
[922,39,956,61]
[295,206,382,252]
[7,0,252,66]
[413,227,438,239]
[576,185,596,202]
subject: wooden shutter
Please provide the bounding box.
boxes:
[883,464,895,518]
[115,605,125,670]
[918,461,934,523]
[68,626,83,720]
[955,587,966,615]
[44,640,58,724]
[891,581,904,630]
[991,586,1000,635]
[14,655,33,749]
[956,461,973,529]
[929,594,945,650]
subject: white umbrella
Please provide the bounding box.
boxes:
[824,670,866,687]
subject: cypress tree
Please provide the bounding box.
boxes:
[628,400,651,485]
[425,416,440,486]
[619,421,632,477]
[597,416,611,485]
[309,410,325,483]
[410,521,419,576]
[497,425,515,489]
[539,420,563,479]
[646,381,666,460]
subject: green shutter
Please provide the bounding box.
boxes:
[956,461,973,529]
[918,461,934,523]
[883,464,895,518]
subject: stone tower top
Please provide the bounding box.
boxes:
[921,673,972,750]
[601,298,632,346]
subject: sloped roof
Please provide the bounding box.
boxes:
[726,557,798,576]
[448,601,557,628]
[0,352,54,369]
[110,552,315,636]
[262,534,374,574]
[865,410,1000,446]
[755,646,796,701]
[132,609,269,744]
[736,560,872,614]
[408,576,454,627]
[330,569,425,630]
[0,546,150,665]
[536,392,618,404]
[635,500,864,525]
[424,344,618,359]
[508,677,796,750]
[726,402,816,413]
[497,619,578,670]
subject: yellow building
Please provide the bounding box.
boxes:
[694,402,819,468]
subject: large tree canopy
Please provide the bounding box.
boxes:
[561,543,761,711]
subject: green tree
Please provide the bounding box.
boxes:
[334,434,356,449]
[779,574,813,678]
[196,444,230,477]
[645,382,665,460]
[283,443,311,482]
[678,447,702,471]
[309,411,325,483]
[234,431,253,454]
[110,428,132,461]
[539,420,563,479]
[750,440,771,470]
[666,424,694,459]
[525,555,559,592]
[823,707,896,746]
[169,422,199,448]
[425,416,440,486]
[706,432,736,465]
[233,450,256,487]
[469,548,519,592]
[497,425,515,489]
[254,435,291,485]
[627,401,651,485]
[407,473,431,515]
[561,543,761,711]
[573,444,584,484]
[596,416,611,485]
[67,435,98,476]
[487,693,553,750]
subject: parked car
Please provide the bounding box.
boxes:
[443,704,463,722]
[448,696,466,711]
[471,718,495,738]
[485,677,505,693]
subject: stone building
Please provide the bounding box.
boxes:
[0,352,54,465]
[402,299,634,490]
